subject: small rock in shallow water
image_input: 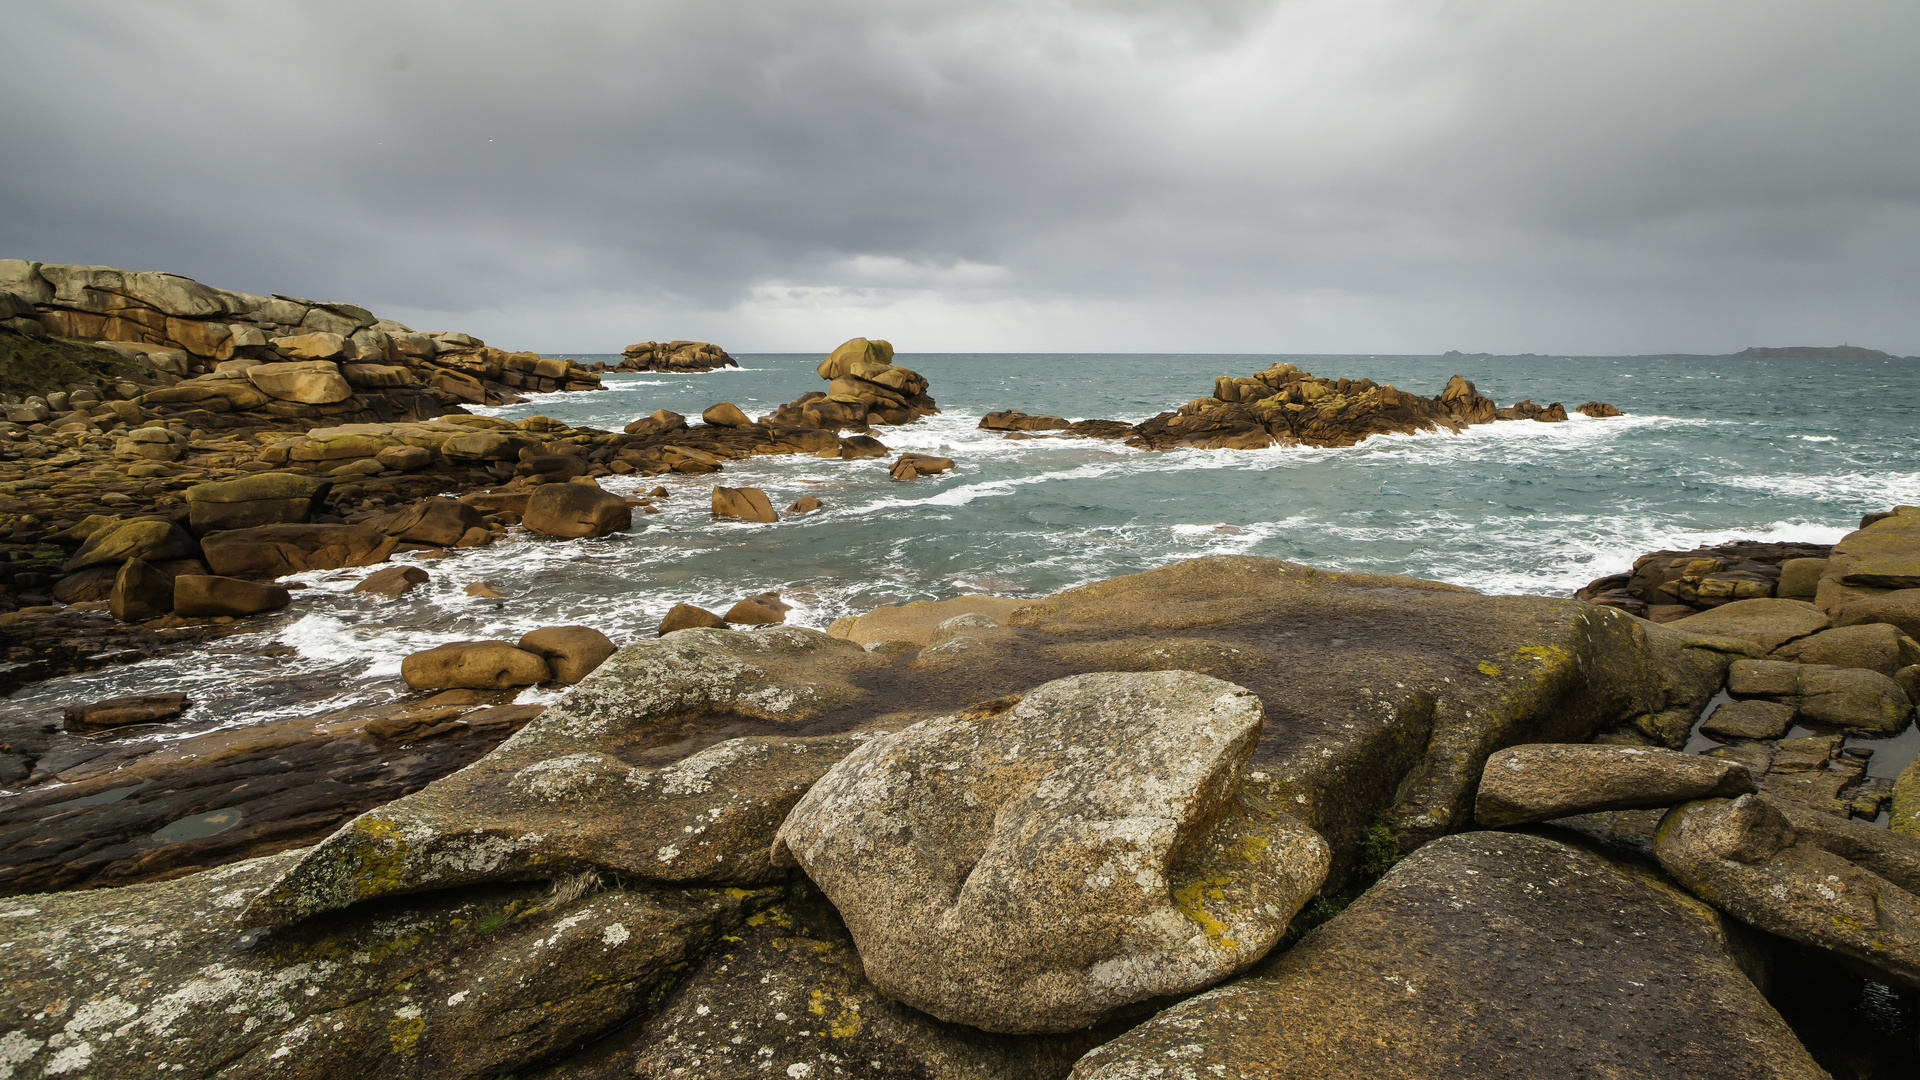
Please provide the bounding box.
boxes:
[657,602,725,634]
[353,564,429,599]
[465,580,508,598]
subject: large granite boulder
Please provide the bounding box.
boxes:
[384,497,488,547]
[1817,506,1920,614]
[711,484,778,523]
[402,640,551,690]
[182,472,332,535]
[1655,794,1920,988]
[0,850,765,1080]
[110,556,174,622]
[62,517,200,572]
[518,625,617,683]
[200,523,398,577]
[245,359,353,403]
[774,671,1328,1034]
[1473,743,1754,826]
[523,483,633,538]
[1072,832,1826,1080]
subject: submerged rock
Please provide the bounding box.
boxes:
[1072,832,1825,1080]
[773,670,1329,1033]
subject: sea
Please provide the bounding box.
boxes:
[7,352,1918,748]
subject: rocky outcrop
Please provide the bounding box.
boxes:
[518,625,617,684]
[888,452,953,480]
[618,339,737,372]
[711,484,777,522]
[1073,832,1827,1080]
[522,482,633,538]
[1817,504,1920,614]
[773,670,1328,1033]
[761,336,939,429]
[0,260,604,413]
[1727,658,1913,734]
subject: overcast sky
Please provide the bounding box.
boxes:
[3,1,1916,354]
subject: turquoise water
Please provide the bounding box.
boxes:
[6,353,1917,739]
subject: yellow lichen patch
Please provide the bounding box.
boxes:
[388,1016,425,1057]
[1234,831,1271,863]
[349,817,414,901]
[1476,661,1501,677]
[808,987,863,1038]
[1172,875,1239,950]
[745,905,793,930]
[723,888,757,900]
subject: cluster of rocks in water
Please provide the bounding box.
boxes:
[617,340,737,372]
[981,362,1624,450]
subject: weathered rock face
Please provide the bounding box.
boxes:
[1834,589,1920,641]
[182,472,332,534]
[382,496,488,547]
[1072,832,1826,1080]
[0,849,766,1080]
[245,359,354,404]
[200,522,398,577]
[773,670,1329,1033]
[523,483,633,538]
[109,555,174,621]
[1473,743,1755,826]
[1655,794,1920,988]
[700,401,752,428]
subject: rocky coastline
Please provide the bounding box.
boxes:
[0,289,1916,1076]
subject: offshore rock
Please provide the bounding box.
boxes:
[1072,832,1825,1080]
[241,627,879,927]
[773,671,1330,1034]
[1655,794,1920,988]
[1473,743,1754,827]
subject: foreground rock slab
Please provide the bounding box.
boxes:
[0,850,764,1080]
[1654,793,1920,988]
[1473,743,1754,826]
[539,883,1116,1080]
[1072,831,1826,1080]
[774,670,1329,1034]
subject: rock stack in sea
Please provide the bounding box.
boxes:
[617,339,737,372]
[981,364,1618,450]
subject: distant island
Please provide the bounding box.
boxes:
[1443,345,1911,360]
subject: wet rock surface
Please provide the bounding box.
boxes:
[1073,831,1825,1080]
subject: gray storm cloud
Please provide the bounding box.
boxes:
[2,0,1915,353]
